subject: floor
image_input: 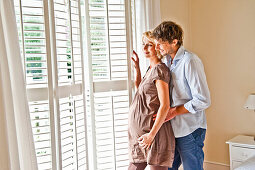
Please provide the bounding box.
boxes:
[144,162,230,170]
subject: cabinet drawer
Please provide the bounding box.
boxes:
[231,146,255,161]
[232,161,242,169]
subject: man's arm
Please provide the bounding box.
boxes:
[165,57,211,121]
[183,57,211,113]
[165,105,189,121]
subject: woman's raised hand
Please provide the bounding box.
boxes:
[131,50,142,88]
[131,50,140,70]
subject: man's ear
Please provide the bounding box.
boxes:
[172,39,178,46]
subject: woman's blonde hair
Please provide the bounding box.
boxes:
[142,31,163,59]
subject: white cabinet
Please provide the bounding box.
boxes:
[226,135,255,170]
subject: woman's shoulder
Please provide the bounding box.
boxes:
[150,63,170,83]
[153,63,170,74]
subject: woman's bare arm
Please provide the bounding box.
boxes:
[138,80,170,149]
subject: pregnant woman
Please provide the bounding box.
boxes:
[128,31,175,170]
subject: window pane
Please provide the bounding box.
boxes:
[15,0,48,88]
[59,95,87,170]
[29,100,52,170]
[93,90,129,170]
[54,0,83,86]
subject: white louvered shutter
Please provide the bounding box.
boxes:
[15,0,89,169]
[52,0,88,169]
[15,0,136,169]
[82,0,133,169]
[14,0,54,169]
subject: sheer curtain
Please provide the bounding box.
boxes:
[0,0,37,169]
[133,0,161,75]
[132,2,162,170]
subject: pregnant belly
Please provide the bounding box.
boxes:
[128,111,153,136]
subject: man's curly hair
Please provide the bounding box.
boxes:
[152,21,184,47]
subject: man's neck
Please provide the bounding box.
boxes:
[169,46,180,61]
[170,53,177,61]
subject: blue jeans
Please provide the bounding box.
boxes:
[168,128,206,170]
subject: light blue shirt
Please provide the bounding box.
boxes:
[164,46,211,138]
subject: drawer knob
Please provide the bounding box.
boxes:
[242,152,248,157]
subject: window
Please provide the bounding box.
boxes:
[14,0,135,169]
[82,0,134,169]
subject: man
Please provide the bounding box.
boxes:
[152,21,211,170]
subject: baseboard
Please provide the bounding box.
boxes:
[204,161,230,170]
[145,160,229,170]
[177,161,229,170]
